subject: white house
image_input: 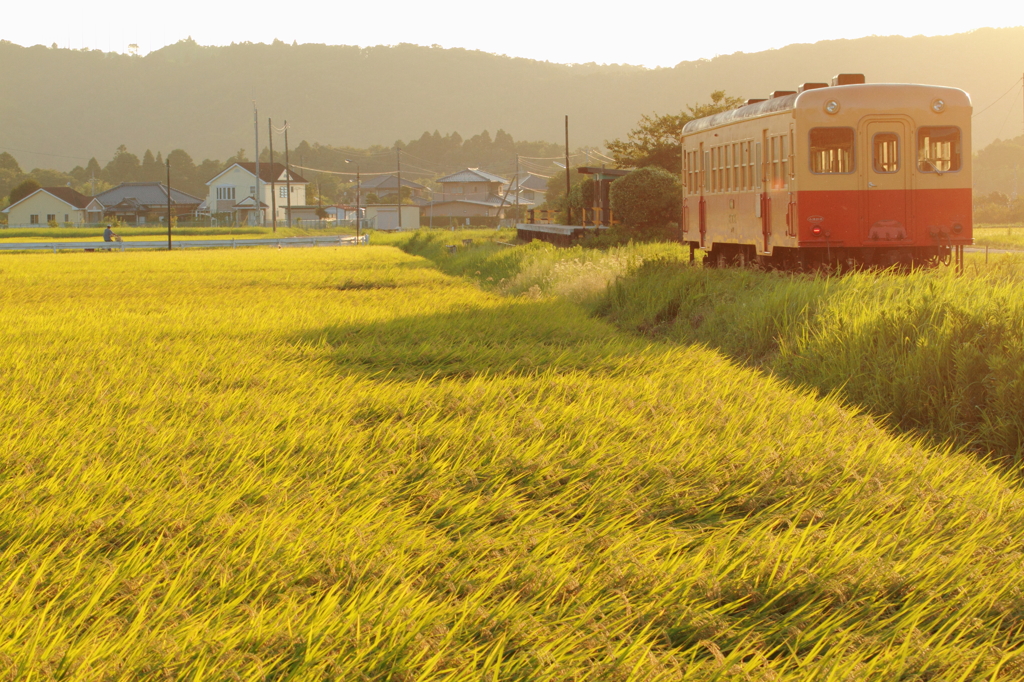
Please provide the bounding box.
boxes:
[2,186,95,227]
[205,162,308,225]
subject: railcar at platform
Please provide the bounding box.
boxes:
[681,74,972,269]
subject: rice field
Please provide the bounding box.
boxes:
[2,245,1024,679]
[973,226,1024,251]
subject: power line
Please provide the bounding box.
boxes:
[0,146,93,162]
[290,164,396,177]
[973,77,1024,119]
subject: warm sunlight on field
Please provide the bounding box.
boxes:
[1,246,1023,679]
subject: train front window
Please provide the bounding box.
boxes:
[918,126,961,173]
[810,127,854,174]
[872,133,900,173]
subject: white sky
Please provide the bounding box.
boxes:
[5,0,1023,68]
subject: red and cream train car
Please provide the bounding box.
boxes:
[681,75,972,268]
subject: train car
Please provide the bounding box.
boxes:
[680,74,972,269]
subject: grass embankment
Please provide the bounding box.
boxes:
[3,245,1024,678]
[400,232,1024,466]
[0,225,354,241]
[974,226,1024,250]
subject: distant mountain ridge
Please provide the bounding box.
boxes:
[2,29,1023,171]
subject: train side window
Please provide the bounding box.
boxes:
[732,143,740,192]
[723,145,730,191]
[917,126,961,173]
[809,127,855,174]
[779,135,788,187]
[717,147,724,192]
[872,133,900,173]
[725,145,733,191]
[740,143,747,190]
[771,136,781,188]
[755,142,763,189]
[703,150,709,191]
[710,148,717,192]
[748,142,756,190]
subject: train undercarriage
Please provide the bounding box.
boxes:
[694,242,965,272]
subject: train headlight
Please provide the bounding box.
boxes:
[931,99,946,113]
[812,226,822,236]
[824,100,840,115]
[953,223,963,233]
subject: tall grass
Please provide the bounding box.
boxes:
[3,245,1024,678]
[973,226,1024,251]
[597,255,1024,465]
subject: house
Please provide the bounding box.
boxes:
[507,173,549,204]
[205,162,309,225]
[426,168,516,218]
[94,183,204,224]
[355,175,429,204]
[364,205,421,231]
[2,186,95,227]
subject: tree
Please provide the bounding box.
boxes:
[141,149,163,182]
[609,167,681,232]
[0,152,21,173]
[567,177,595,219]
[544,167,582,212]
[167,149,198,195]
[606,91,745,172]
[9,179,41,206]
[103,145,141,185]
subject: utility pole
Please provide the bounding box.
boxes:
[355,166,361,243]
[166,158,172,250]
[515,154,520,224]
[565,115,571,225]
[396,146,403,230]
[284,121,292,229]
[253,102,262,227]
[268,118,277,232]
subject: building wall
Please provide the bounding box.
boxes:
[4,191,86,227]
[439,181,501,201]
[208,166,307,218]
[365,205,421,230]
[424,201,495,218]
[208,166,257,214]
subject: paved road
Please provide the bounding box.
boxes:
[0,235,366,252]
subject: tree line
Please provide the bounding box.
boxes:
[2,128,565,213]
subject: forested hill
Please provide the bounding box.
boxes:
[2,28,1023,171]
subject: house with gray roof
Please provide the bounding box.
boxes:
[356,175,429,205]
[425,168,519,218]
[94,182,204,224]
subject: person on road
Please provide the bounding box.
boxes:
[103,224,119,242]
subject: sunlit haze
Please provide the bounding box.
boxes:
[5,0,1023,68]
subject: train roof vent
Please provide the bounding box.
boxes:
[831,73,866,86]
[770,90,797,99]
[798,82,829,93]
[745,98,767,105]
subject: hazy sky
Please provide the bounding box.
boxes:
[6,0,1023,68]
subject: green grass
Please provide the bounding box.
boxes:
[3,245,1024,678]
[398,234,1024,466]
[973,226,1024,250]
[0,225,356,241]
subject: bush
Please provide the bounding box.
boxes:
[609,167,681,232]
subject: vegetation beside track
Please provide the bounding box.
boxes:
[399,232,1024,466]
[0,225,356,241]
[3,245,1024,678]
[973,225,1024,250]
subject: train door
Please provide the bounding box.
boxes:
[699,144,708,247]
[861,119,909,242]
[759,130,770,253]
[786,123,797,237]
